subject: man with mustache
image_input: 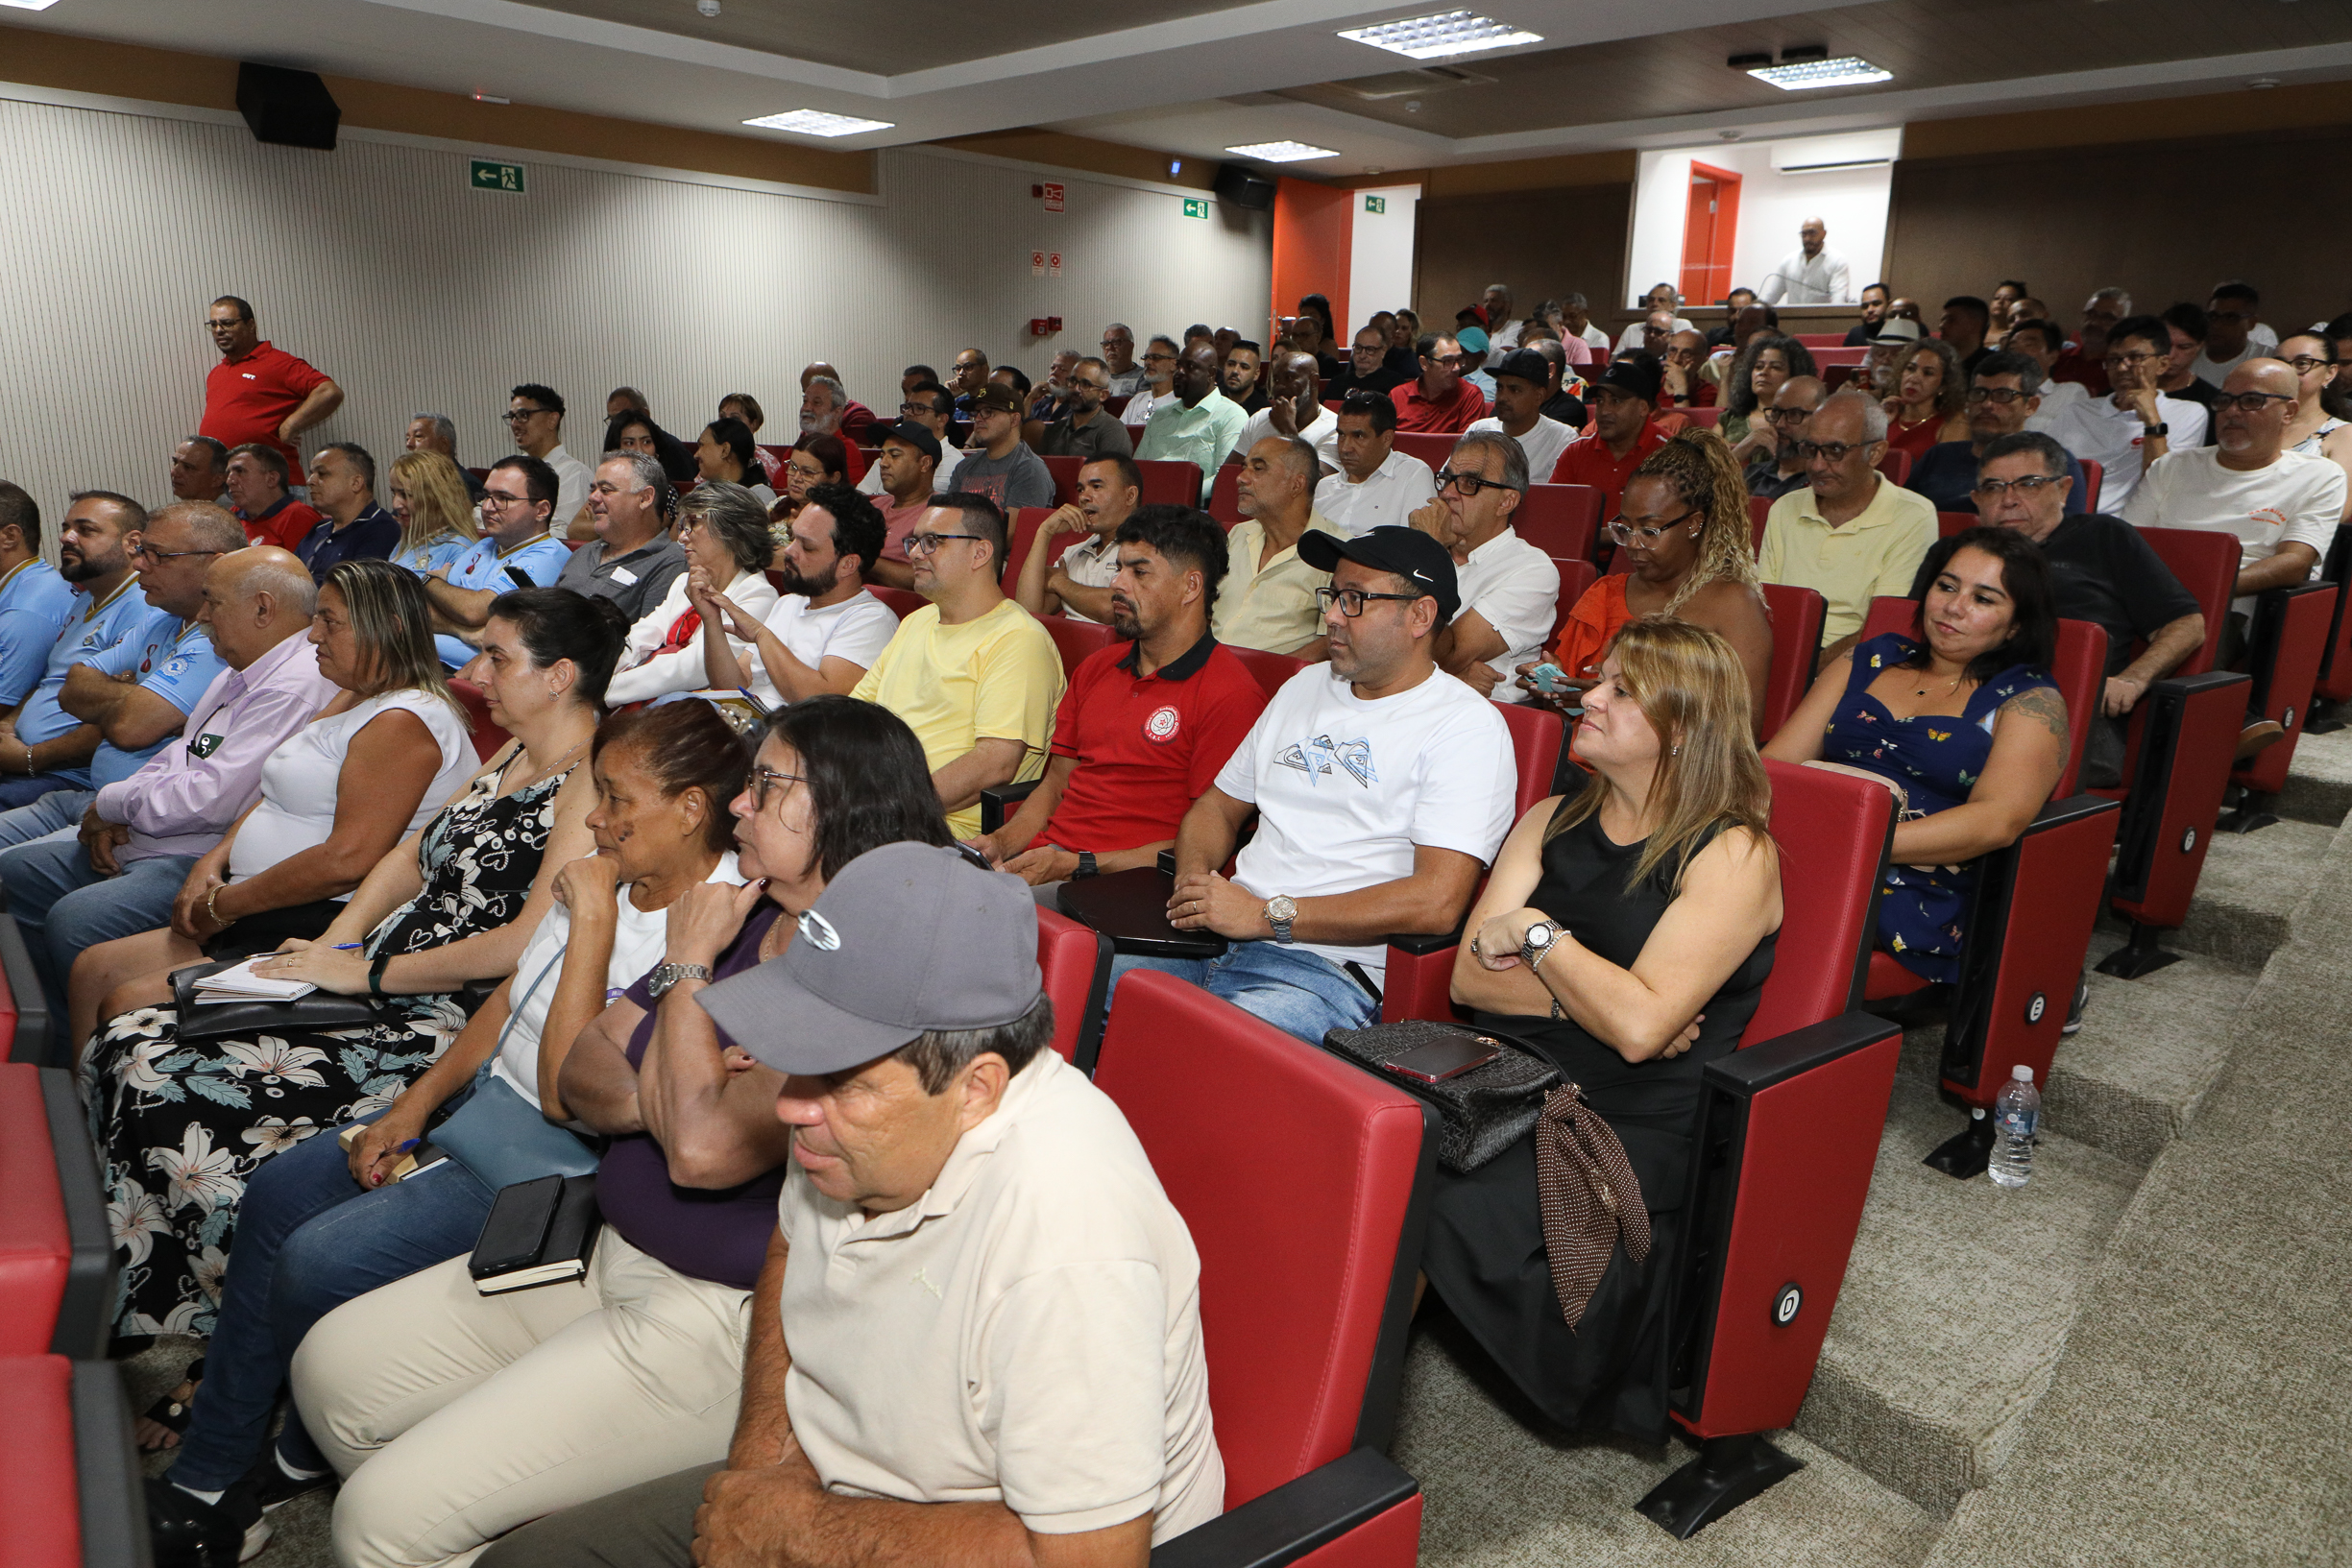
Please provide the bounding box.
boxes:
[693,484,899,706]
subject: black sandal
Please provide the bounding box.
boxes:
[141,1357,204,1441]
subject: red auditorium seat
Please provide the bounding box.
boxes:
[1035,906,1110,1073]
[1758,583,1826,742]
[1103,394,1131,417]
[0,1065,113,1359]
[2077,458,2103,514]
[1937,511,1975,539]
[869,585,926,619]
[1,1355,145,1568]
[1041,454,1082,505]
[1747,494,1772,554]
[1793,333,1846,350]
[1093,971,1433,1566]
[1678,406,1723,429]
[997,507,1058,591]
[1132,459,1204,508]
[2218,576,2339,832]
[1875,448,1911,486]
[447,678,511,763]
[1550,559,1599,650]
[1811,347,1869,369]
[1042,615,1116,677]
[1823,365,1858,392]
[0,905,50,1067]
[2310,521,2352,733]
[1392,432,1460,469]
[1208,464,1244,526]
[1234,646,1304,699]
[1516,484,1604,563]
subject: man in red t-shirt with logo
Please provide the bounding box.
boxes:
[974,504,1269,888]
[199,296,344,475]
[1548,357,1669,517]
[1392,331,1491,433]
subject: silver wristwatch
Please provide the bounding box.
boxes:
[1518,921,1561,971]
[1263,895,1297,944]
[646,961,714,1000]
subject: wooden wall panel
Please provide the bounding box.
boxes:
[1412,181,1633,336]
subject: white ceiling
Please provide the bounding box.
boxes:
[11,0,2352,176]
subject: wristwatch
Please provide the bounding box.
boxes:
[1518,921,1562,971]
[1074,850,1099,880]
[646,961,714,1000]
[1263,895,1297,944]
[2141,422,2169,437]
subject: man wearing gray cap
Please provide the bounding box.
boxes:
[477,842,1225,1568]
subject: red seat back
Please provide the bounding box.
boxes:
[1859,598,2106,798]
[1516,484,1603,563]
[1041,615,1116,677]
[1875,448,1911,486]
[1748,494,1773,555]
[2135,526,2238,678]
[1678,406,1723,429]
[1811,346,1869,368]
[998,507,1058,591]
[1793,333,1846,349]
[1498,703,1564,820]
[0,1066,68,1357]
[2077,458,2103,515]
[1207,465,1244,525]
[869,585,926,619]
[1092,973,1430,1507]
[1824,364,1858,392]
[1748,762,1894,1042]
[1391,432,1459,470]
[1034,907,1110,1071]
[2311,522,2352,702]
[447,678,510,762]
[1041,454,1083,505]
[0,1354,77,1566]
[1234,646,1303,699]
[1133,459,1204,507]
[1550,558,1598,649]
[1758,583,1826,742]
[1937,511,1976,539]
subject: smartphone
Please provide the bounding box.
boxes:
[1530,662,1567,695]
[471,1173,564,1276]
[1384,1034,1502,1084]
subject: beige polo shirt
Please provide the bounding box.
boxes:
[775,1049,1225,1545]
[1758,475,1938,643]
[1213,513,1343,655]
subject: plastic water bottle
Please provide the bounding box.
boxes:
[1987,1065,2040,1188]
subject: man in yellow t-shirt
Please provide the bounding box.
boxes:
[853,493,1064,837]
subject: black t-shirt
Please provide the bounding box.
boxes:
[1911,512,2199,675]
[1326,365,1407,399]
[1540,389,1589,429]
[1844,322,1879,347]
[2165,376,2224,445]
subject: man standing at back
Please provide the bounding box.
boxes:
[224,444,323,552]
[293,444,400,582]
[1139,342,1249,501]
[505,383,592,522]
[1013,456,1141,624]
[0,483,78,712]
[1221,437,1343,658]
[199,296,343,478]
[1758,216,1850,305]
[951,384,1056,512]
[1392,333,1488,434]
[1758,391,1937,665]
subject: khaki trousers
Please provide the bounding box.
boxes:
[290,1227,752,1568]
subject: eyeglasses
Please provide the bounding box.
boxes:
[2212,391,2296,414]
[504,408,552,422]
[746,767,807,811]
[2100,351,2164,369]
[1425,353,1467,368]
[2287,355,2340,374]
[134,543,226,563]
[481,491,533,510]
[906,531,982,556]
[1141,351,1176,364]
[897,401,941,418]
[1434,469,1518,496]
[1315,586,1420,617]
[1604,510,1698,544]
[1762,405,1813,425]
[1965,387,2031,405]
[1793,440,1878,462]
[1970,475,2066,499]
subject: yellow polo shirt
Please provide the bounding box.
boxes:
[851,597,1064,837]
[1212,513,1344,656]
[1758,476,1938,643]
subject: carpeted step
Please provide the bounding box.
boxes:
[2272,724,2352,828]
[1394,1313,1944,1568]
[1792,1075,2140,1516]
[2105,817,2336,971]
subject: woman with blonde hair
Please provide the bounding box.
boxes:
[386,450,478,575]
[1883,337,1970,460]
[1430,616,1782,1442]
[1522,427,1773,722]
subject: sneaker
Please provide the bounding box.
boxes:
[146,1476,270,1568]
[246,1450,336,1513]
[2061,978,2088,1036]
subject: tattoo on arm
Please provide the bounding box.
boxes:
[2003,686,2070,745]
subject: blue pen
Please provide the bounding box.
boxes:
[394,1138,421,1154]
[334,943,364,951]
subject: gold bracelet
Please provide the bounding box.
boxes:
[206,883,230,928]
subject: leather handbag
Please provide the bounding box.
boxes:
[428,950,601,1190]
[169,959,381,1043]
[1321,1019,1562,1174]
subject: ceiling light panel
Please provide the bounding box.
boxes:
[0,0,65,10]
[740,109,894,136]
[1224,140,1338,162]
[1747,56,1894,91]
[1338,11,1544,61]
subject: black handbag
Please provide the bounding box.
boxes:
[1321,1019,1563,1174]
[169,958,382,1043]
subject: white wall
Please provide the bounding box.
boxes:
[1625,132,1897,310]
[1346,184,1421,336]
[0,86,1272,521]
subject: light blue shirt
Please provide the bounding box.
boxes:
[434,532,575,668]
[88,618,230,789]
[0,560,79,707]
[15,577,180,786]
[1137,389,1250,500]
[395,534,473,577]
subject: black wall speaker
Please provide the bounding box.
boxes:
[1211,163,1276,211]
[236,63,341,151]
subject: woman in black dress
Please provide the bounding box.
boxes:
[1426,615,1783,1443]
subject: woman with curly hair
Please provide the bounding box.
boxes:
[1883,337,1971,461]
[1521,427,1773,724]
[1716,333,1816,446]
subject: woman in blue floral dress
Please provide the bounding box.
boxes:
[1766,527,2072,982]
[87,589,623,1343]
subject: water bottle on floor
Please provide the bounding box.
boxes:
[1987,1065,2040,1188]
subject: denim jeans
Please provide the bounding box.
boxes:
[165,1111,497,1492]
[1110,939,1381,1047]
[0,787,94,851]
[0,831,194,1027]
[0,772,87,809]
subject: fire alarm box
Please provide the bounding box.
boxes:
[1029,318,1050,336]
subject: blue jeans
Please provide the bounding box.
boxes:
[1111,940,1381,1047]
[0,772,86,809]
[0,832,194,1027]
[0,787,94,851]
[166,1111,497,1491]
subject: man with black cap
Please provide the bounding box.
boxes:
[1124,525,1516,1046]
[1525,337,1589,429]
[949,382,1055,513]
[1547,357,1668,515]
[1467,348,1578,480]
[456,844,1228,1567]
[867,421,944,590]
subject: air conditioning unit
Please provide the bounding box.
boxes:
[1321,64,1496,101]
[1769,129,1903,174]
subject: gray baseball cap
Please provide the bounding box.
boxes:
[695,842,1043,1076]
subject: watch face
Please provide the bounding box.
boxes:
[1268,896,1297,920]
[1528,923,1555,945]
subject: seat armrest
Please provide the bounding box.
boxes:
[979,779,1042,836]
[1387,927,1464,957]
[42,1069,116,1360]
[1151,1448,1419,1568]
[0,905,50,1066]
[75,1360,148,1568]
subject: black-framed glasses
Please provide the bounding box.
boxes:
[1965,387,2030,405]
[1141,351,1176,364]
[1604,510,1697,544]
[746,766,807,810]
[1970,475,2066,499]
[906,531,982,556]
[2287,355,2340,374]
[2100,351,2164,369]
[1425,353,1468,368]
[1762,405,1812,424]
[1793,439,1878,462]
[2213,391,2295,414]
[504,407,553,422]
[1315,586,1419,617]
[897,401,941,418]
[480,491,534,511]
[1435,469,1518,496]
[134,543,227,564]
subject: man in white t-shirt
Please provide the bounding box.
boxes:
[2030,313,2208,511]
[1558,294,1613,359]
[2190,281,2277,385]
[1480,282,1524,368]
[1120,335,1180,429]
[1757,216,1852,306]
[695,484,898,707]
[1411,431,1559,702]
[1118,525,1515,1045]
[1467,349,1577,482]
[1315,392,1439,537]
[1232,350,1340,473]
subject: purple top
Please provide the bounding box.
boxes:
[599,904,788,1291]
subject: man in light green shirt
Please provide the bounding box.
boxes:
[1759,392,1938,664]
[1138,341,1249,501]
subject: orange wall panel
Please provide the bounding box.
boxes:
[1272,178,1352,349]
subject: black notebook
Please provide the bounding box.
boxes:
[469,1173,600,1294]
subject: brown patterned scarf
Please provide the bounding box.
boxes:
[1536,1083,1650,1330]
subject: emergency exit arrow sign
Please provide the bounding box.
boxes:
[471,158,526,193]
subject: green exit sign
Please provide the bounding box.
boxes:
[471,158,526,194]
[1364,194,1386,214]
[1181,198,1209,219]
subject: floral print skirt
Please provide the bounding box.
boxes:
[83,996,468,1342]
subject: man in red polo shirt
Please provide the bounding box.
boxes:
[975,504,1268,888]
[199,296,343,473]
[1548,357,1668,516]
[1392,332,1490,434]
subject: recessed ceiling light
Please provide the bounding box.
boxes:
[741,109,894,136]
[1338,11,1543,61]
[0,0,66,11]
[1224,140,1338,162]
[1747,56,1894,91]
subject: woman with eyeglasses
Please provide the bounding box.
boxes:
[1521,429,1772,722]
[605,482,782,708]
[2276,333,2352,520]
[1881,338,1971,461]
[1716,333,1818,446]
[285,697,957,1568]
[773,432,850,527]
[385,450,479,575]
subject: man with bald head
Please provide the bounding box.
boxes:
[0,542,335,1023]
[1138,340,1249,500]
[1218,435,1342,657]
[1759,215,1850,305]
[1759,391,1937,663]
[1233,350,1340,472]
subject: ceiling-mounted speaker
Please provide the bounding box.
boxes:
[1211,163,1275,211]
[236,62,341,151]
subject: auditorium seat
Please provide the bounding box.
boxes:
[0,1355,144,1568]
[1103,394,1131,417]
[1794,333,1846,349]
[1516,484,1604,563]
[1757,583,1826,741]
[0,1065,113,1359]
[997,507,1058,591]
[868,585,927,618]
[2312,522,2352,734]
[1043,615,1117,677]
[1550,559,1599,649]
[1041,454,1083,505]
[1874,449,1911,486]
[2218,577,2339,832]
[1392,432,1460,470]
[1035,906,1111,1073]
[0,901,49,1066]
[2077,458,2103,514]
[1093,971,1432,1566]
[1824,365,1857,392]
[1748,495,1772,555]
[1811,347,1869,369]
[1678,406,1722,429]
[1132,459,1205,508]
[1937,511,1976,539]
[1207,464,1243,525]
[1235,646,1304,699]
[448,678,511,763]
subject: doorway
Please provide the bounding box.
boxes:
[1680,162,1742,308]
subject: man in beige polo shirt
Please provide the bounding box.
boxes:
[1758,391,1938,667]
[1215,433,1342,658]
[474,844,1224,1568]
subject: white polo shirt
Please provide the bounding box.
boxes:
[1313,448,1439,537]
[775,1049,1224,1545]
[2028,392,2208,511]
[1453,527,1562,701]
[2121,446,2344,615]
[1467,414,1577,484]
[1235,403,1342,472]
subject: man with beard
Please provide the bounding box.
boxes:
[1012,455,1140,623]
[1222,339,1269,414]
[1033,358,1134,463]
[974,504,1268,891]
[795,374,870,483]
[694,483,899,706]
